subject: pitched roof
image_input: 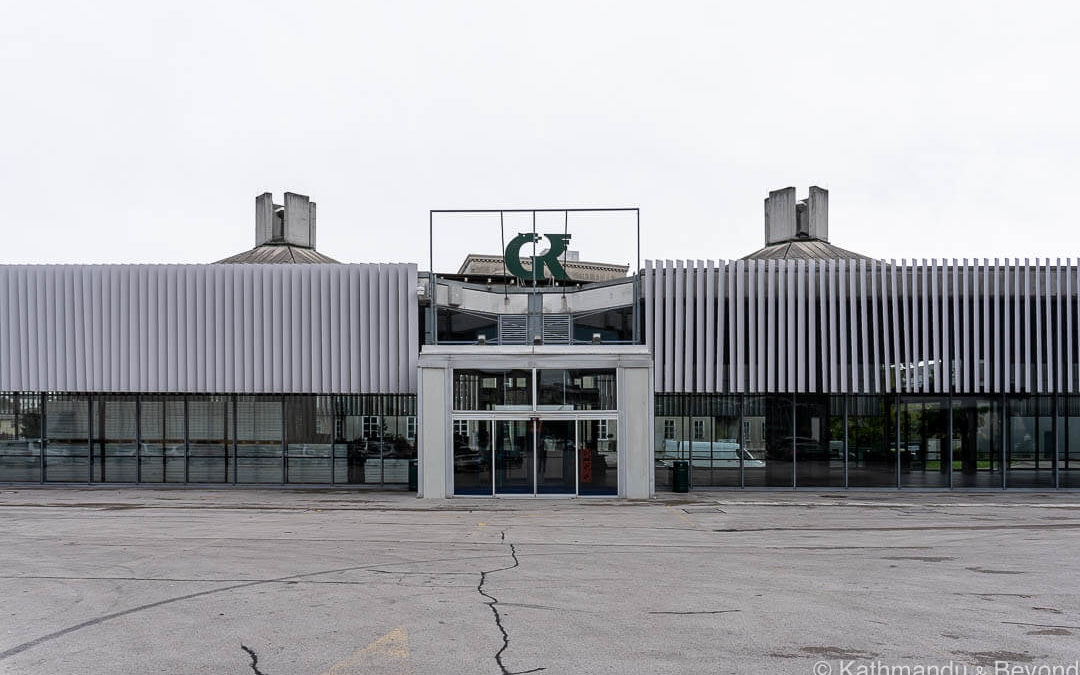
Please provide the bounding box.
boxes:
[741,238,872,261]
[214,244,340,264]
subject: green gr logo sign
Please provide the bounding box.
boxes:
[504,233,572,281]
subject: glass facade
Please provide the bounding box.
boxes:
[6,389,1080,490]
[0,393,414,486]
[654,393,1080,489]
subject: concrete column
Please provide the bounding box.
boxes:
[419,364,448,498]
[620,364,655,498]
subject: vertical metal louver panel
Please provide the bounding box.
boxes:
[541,314,571,345]
[766,259,776,392]
[704,260,715,393]
[674,261,685,392]
[695,260,706,393]
[1068,260,1074,393]
[797,260,807,393]
[731,261,741,393]
[498,315,529,345]
[0,263,418,394]
[645,261,658,390]
[716,261,726,392]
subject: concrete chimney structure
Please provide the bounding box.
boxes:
[217,191,337,264]
[764,186,828,245]
[255,192,317,249]
[744,185,867,260]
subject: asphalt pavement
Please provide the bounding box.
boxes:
[1,488,1078,674]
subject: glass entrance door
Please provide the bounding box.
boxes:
[493,419,577,495]
[536,420,575,494]
[453,416,617,496]
[495,420,533,494]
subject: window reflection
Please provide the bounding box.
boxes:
[537,369,616,410]
[0,393,42,482]
[578,419,617,495]
[45,394,90,482]
[453,370,533,410]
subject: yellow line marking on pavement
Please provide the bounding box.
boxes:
[667,505,703,530]
[318,626,410,675]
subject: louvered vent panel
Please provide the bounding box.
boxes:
[542,314,571,344]
[498,315,528,345]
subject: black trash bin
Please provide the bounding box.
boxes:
[672,460,690,493]
[408,459,418,492]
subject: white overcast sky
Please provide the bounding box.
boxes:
[2,1,1078,270]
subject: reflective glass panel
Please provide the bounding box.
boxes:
[794,395,845,487]
[437,308,498,344]
[45,394,90,482]
[654,415,687,490]
[1006,396,1056,488]
[334,399,384,484]
[848,396,897,488]
[536,419,574,494]
[1062,396,1080,488]
[187,397,230,483]
[899,397,949,488]
[951,397,1003,488]
[236,397,283,484]
[578,419,617,495]
[0,393,42,482]
[572,306,635,343]
[92,396,137,482]
[494,420,533,494]
[454,420,493,495]
[743,396,794,487]
[285,396,332,484]
[537,369,616,411]
[139,397,185,483]
[381,415,417,485]
[453,370,533,411]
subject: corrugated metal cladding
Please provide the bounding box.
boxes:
[646,258,1080,395]
[0,264,418,394]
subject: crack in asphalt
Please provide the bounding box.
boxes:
[241,644,267,675]
[477,534,544,675]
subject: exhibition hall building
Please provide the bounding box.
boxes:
[1,188,1077,496]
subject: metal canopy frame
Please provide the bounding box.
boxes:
[428,208,642,346]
